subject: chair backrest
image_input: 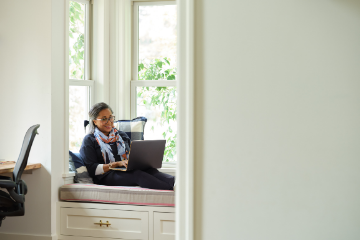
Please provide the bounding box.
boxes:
[13,125,40,183]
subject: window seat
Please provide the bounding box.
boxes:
[60,183,175,206]
[58,183,175,240]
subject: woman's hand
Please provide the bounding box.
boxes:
[116,160,128,168]
[106,160,128,172]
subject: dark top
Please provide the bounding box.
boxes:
[79,131,131,184]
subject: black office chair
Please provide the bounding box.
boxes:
[0,124,40,227]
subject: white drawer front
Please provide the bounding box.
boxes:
[60,207,148,239]
[153,212,175,240]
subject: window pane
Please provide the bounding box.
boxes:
[137,86,177,162]
[69,1,85,80]
[138,4,177,79]
[69,86,89,152]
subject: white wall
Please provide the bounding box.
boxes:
[194,0,360,239]
[0,0,64,238]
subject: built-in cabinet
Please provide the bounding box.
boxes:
[58,202,175,240]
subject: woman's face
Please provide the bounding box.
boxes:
[93,108,114,136]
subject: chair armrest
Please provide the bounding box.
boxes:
[0,175,12,180]
[0,179,16,189]
[0,180,25,203]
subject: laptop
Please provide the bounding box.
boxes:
[109,140,166,171]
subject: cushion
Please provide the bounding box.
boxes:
[69,151,94,184]
[69,151,84,169]
[114,117,147,141]
[68,154,76,172]
[60,184,175,206]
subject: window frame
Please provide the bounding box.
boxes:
[65,0,94,176]
[131,0,177,168]
[132,1,177,82]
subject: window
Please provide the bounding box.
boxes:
[67,0,94,153]
[131,1,177,164]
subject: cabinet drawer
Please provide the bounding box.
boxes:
[60,207,148,239]
[153,212,175,240]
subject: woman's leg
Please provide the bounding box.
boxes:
[99,171,138,186]
[143,168,175,188]
[99,170,174,190]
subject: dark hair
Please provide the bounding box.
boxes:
[88,102,113,134]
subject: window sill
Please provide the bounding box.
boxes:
[63,172,75,184]
[62,172,75,178]
[160,167,176,176]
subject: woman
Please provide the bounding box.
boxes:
[80,102,175,190]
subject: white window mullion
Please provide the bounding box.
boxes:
[132,80,177,87]
[69,79,94,86]
[131,80,177,119]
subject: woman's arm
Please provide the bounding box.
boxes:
[80,134,128,176]
[80,135,105,177]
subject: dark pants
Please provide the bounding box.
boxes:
[99,168,175,190]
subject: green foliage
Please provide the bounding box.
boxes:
[69,1,85,80]
[138,58,177,162]
[138,58,176,81]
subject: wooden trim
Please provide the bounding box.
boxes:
[131,80,177,87]
[113,0,131,119]
[92,0,110,104]
[134,0,176,6]
[65,0,70,177]
[70,0,90,4]
[85,2,91,80]
[58,201,175,213]
[69,79,94,86]
[132,2,139,81]
[62,172,75,177]
[132,0,175,3]
[176,0,194,239]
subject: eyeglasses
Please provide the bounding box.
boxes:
[96,116,115,123]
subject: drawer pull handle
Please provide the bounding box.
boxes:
[94,220,111,227]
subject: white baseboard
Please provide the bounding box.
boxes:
[0,232,55,240]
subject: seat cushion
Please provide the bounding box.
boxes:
[60,184,175,207]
